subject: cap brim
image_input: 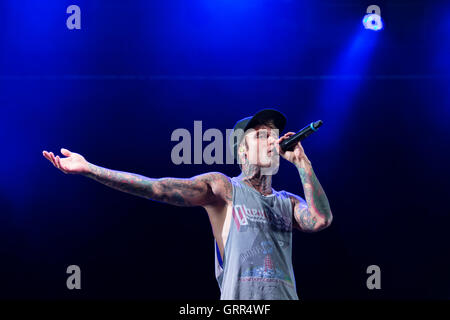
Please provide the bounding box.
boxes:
[245,109,287,133]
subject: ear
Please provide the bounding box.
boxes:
[237,145,246,165]
[239,135,248,158]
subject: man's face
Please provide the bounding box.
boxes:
[242,124,280,170]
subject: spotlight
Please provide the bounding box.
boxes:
[362,13,383,31]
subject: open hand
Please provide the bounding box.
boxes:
[42,148,90,174]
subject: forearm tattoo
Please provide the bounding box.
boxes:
[84,163,231,207]
[295,163,332,231]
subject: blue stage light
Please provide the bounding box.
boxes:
[362,13,383,31]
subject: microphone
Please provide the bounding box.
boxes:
[279,120,323,152]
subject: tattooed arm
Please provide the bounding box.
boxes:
[287,160,333,232]
[275,132,333,233]
[83,163,231,207]
[42,148,231,208]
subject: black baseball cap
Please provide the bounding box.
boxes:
[230,109,287,160]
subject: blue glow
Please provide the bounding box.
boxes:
[362,14,384,31]
[315,26,380,147]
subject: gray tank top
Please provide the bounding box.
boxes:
[214,176,299,300]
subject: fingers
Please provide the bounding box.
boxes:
[55,155,66,173]
[42,150,66,173]
[42,150,51,162]
[43,150,56,167]
[50,152,57,167]
[275,132,294,155]
[277,132,296,144]
[61,148,72,157]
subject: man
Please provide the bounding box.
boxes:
[42,109,332,300]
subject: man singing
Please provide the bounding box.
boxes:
[42,109,332,300]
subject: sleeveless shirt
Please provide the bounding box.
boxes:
[214,176,299,300]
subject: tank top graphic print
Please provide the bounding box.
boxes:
[214,176,299,300]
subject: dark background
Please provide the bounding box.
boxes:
[0,0,449,300]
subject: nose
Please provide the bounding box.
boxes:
[267,136,276,148]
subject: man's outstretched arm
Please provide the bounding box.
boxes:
[43,148,231,208]
[84,163,231,207]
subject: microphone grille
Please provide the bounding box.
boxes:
[314,120,323,129]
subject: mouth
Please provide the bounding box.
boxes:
[267,147,276,156]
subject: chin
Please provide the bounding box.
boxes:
[258,159,280,170]
[258,160,274,167]
[258,155,279,168]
